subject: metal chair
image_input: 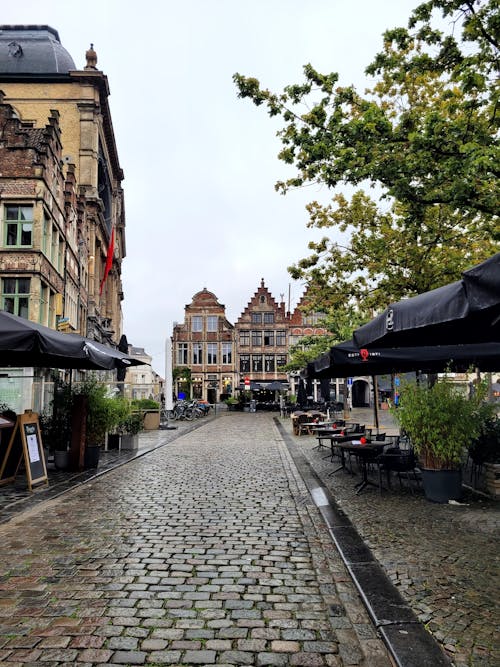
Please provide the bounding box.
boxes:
[378,447,420,493]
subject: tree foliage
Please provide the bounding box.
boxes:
[234,0,499,316]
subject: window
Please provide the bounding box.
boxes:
[207,343,217,364]
[193,342,203,364]
[251,312,262,324]
[207,316,218,332]
[4,205,33,247]
[240,355,250,373]
[2,278,30,318]
[192,316,202,332]
[177,343,188,364]
[222,343,232,364]
[42,213,50,255]
[263,330,274,346]
[252,355,262,372]
[39,284,49,325]
[276,330,287,346]
[239,330,250,346]
[251,330,262,346]
[263,312,274,324]
[264,355,275,372]
[277,354,287,368]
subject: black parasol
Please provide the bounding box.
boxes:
[0,310,146,371]
[354,253,500,348]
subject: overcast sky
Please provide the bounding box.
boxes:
[3,0,419,375]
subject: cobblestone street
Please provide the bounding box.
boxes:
[0,413,392,666]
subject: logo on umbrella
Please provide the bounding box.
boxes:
[360,348,369,361]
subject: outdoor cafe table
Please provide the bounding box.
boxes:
[335,440,390,494]
[327,432,368,464]
[313,425,347,451]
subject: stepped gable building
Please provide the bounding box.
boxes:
[0,25,126,345]
[234,279,289,389]
[289,288,329,347]
[172,289,235,403]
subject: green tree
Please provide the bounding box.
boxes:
[234,0,499,312]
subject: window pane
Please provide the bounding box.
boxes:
[252,355,262,371]
[264,331,274,346]
[20,224,32,245]
[251,312,262,324]
[251,331,262,346]
[192,316,202,332]
[20,206,33,221]
[5,206,18,220]
[6,224,17,245]
[207,316,218,332]
[18,298,29,318]
[18,279,30,293]
[3,297,15,313]
[263,312,274,323]
[3,278,16,293]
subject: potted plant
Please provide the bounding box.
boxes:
[393,377,492,502]
[118,410,143,450]
[41,379,73,469]
[224,396,240,412]
[74,378,125,468]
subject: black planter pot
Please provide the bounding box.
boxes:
[84,444,101,469]
[421,468,462,503]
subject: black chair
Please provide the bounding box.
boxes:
[378,447,420,493]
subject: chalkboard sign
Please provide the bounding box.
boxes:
[0,412,48,490]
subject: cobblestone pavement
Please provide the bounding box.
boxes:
[0,412,392,666]
[288,408,499,667]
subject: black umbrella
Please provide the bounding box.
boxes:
[117,334,130,381]
[297,378,307,408]
[266,381,286,391]
[354,253,500,348]
[320,377,331,403]
[305,338,500,379]
[0,310,146,371]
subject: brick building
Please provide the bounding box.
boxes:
[234,279,289,391]
[0,26,126,346]
[172,289,235,403]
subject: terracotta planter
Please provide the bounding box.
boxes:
[143,411,160,430]
[421,468,462,503]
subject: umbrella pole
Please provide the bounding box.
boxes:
[372,376,380,432]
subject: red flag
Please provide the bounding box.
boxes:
[99,226,115,295]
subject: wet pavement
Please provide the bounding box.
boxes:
[0,412,391,666]
[288,407,499,667]
[0,409,497,666]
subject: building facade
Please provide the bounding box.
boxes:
[172,289,235,403]
[0,26,126,346]
[234,279,289,390]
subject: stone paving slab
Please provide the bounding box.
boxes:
[0,412,391,665]
[286,410,499,667]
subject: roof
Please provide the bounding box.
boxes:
[0,25,76,74]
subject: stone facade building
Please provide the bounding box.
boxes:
[0,25,126,346]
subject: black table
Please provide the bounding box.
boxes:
[337,440,389,493]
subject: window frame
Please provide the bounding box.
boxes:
[192,316,203,332]
[4,205,33,248]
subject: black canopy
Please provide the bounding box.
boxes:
[305,338,500,379]
[0,310,146,371]
[354,253,500,348]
